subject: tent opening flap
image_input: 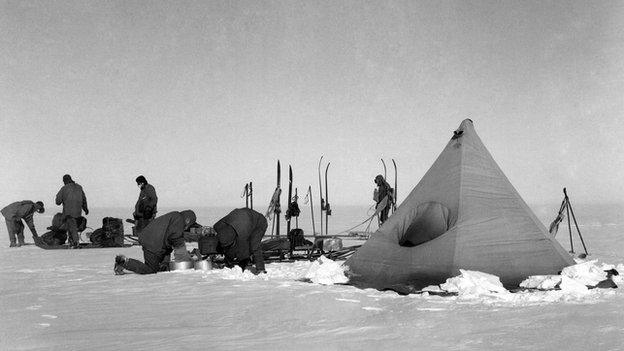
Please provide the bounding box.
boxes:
[399,202,451,247]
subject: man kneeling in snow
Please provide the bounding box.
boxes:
[214,208,267,274]
[114,210,196,274]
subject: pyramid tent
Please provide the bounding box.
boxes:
[345,119,575,290]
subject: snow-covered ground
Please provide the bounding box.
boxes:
[1,205,623,350]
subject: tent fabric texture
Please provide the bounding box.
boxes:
[345,119,575,291]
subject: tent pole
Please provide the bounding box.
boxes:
[565,197,573,253]
[249,182,253,210]
[564,190,588,255]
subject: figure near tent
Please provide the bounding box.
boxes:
[373,174,393,225]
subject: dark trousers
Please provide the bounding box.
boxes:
[64,216,79,246]
[123,249,168,274]
[379,207,390,224]
[133,212,155,233]
[4,218,25,244]
[134,218,152,232]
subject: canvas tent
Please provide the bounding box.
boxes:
[345,119,575,291]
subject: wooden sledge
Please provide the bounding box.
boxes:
[34,241,133,250]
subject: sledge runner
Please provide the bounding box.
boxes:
[1,200,44,247]
[114,210,195,275]
[214,208,268,274]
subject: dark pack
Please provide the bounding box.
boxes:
[287,228,312,249]
[90,217,124,247]
[48,213,87,232]
[40,230,68,246]
[198,234,219,255]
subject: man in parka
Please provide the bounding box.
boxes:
[114,210,195,275]
[373,174,393,225]
[214,208,268,274]
[55,174,89,248]
[1,200,44,247]
[133,175,158,231]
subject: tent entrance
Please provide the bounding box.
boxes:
[399,202,451,247]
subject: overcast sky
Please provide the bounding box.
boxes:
[1,0,623,210]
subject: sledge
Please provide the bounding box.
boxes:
[124,234,140,245]
[34,238,133,250]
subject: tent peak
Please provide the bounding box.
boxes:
[452,119,474,140]
[459,118,473,129]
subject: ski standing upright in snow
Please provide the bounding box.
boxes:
[318,156,324,236]
[286,165,293,234]
[324,161,331,235]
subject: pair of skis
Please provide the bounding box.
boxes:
[269,156,329,238]
[266,160,300,237]
[318,156,331,235]
[241,182,253,209]
[285,165,300,234]
[304,185,316,239]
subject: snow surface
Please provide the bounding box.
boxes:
[2,205,624,350]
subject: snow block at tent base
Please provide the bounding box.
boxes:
[304,256,349,285]
[389,266,621,296]
[519,260,621,291]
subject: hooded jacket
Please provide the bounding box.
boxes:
[214,208,267,271]
[1,201,38,234]
[135,183,158,217]
[55,183,88,218]
[138,210,195,257]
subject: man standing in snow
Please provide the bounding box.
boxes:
[114,210,195,275]
[133,175,158,231]
[55,174,89,248]
[373,175,393,225]
[213,208,267,274]
[1,200,45,247]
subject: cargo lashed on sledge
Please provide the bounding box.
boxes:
[345,119,575,290]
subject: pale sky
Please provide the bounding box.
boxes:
[1,0,623,209]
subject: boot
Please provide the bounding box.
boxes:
[67,237,78,249]
[114,255,127,275]
[9,242,17,248]
[17,233,25,247]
